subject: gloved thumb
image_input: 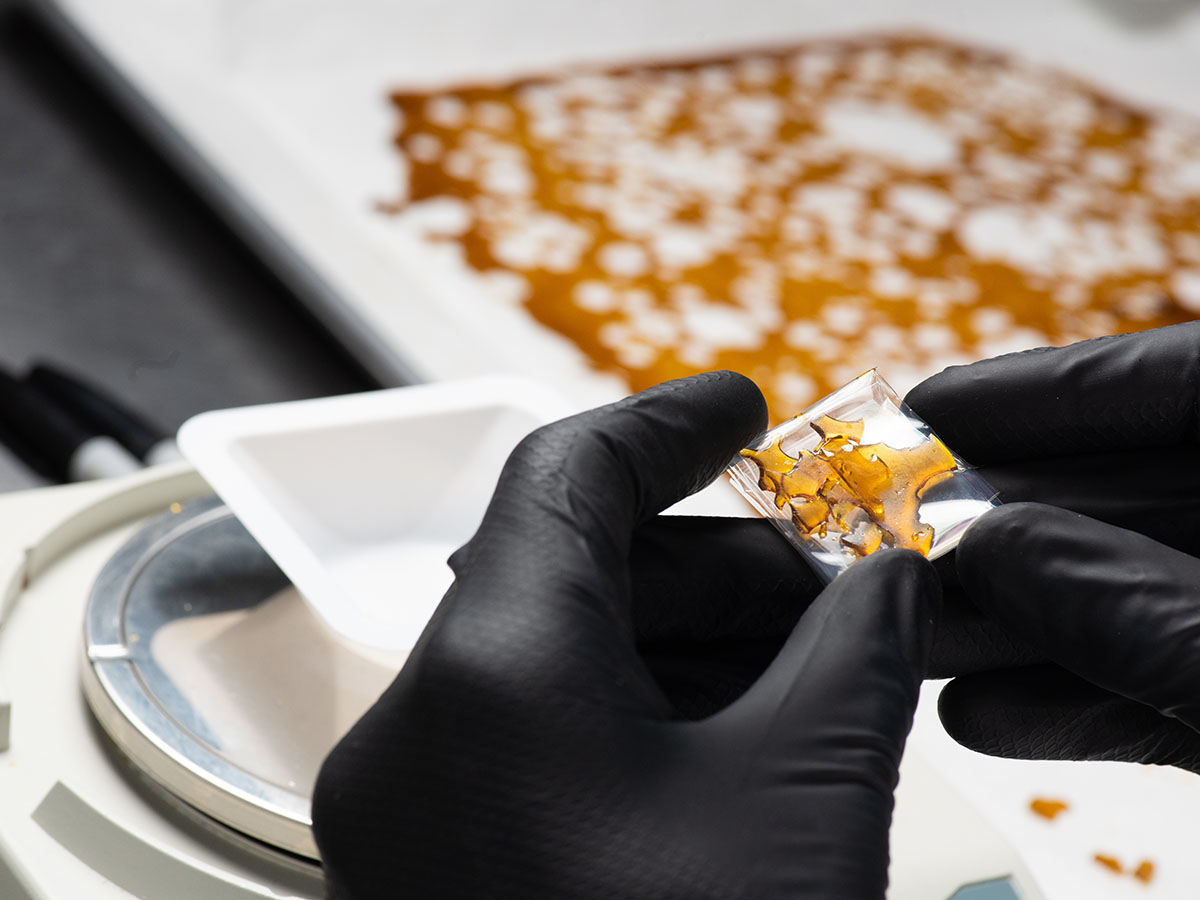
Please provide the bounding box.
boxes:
[708,551,939,894]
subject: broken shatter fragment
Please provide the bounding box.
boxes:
[1029,797,1069,821]
[842,519,885,555]
[788,496,828,533]
[1094,854,1124,875]
[811,414,865,442]
[778,454,834,504]
[1133,860,1155,884]
[740,438,798,494]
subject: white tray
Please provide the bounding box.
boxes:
[178,377,573,651]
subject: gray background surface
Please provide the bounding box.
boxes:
[0,1,379,491]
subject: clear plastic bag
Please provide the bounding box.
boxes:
[728,369,998,582]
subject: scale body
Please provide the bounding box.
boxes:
[0,465,1036,899]
[0,467,325,900]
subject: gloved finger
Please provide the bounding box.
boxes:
[928,446,1200,679]
[629,516,820,643]
[628,516,818,720]
[444,371,767,701]
[639,637,785,720]
[938,665,1200,771]
[630,514,1036,686]
[904,323,1200,465]
[978,447,1200,557]
[927,581,1042,678]
[709,551,939,894]
[957,502,1200,732]
[929,446,1200,679]
[637,586,1041,718]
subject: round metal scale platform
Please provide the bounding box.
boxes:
[81,495,405,863]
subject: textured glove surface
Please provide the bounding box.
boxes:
[312,371,940,900]
[904,322,1200,771]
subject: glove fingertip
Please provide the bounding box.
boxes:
[936,676,986,751]
[710,368,769,426]
[903,366,974,439]
[903,368,956,415]
[848,550,941,677]
[955,502,1055,603]
[935,673,1055,759]
[692,369,770,461]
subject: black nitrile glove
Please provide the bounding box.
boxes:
[904,322,1200,771]
[313,371,941,900]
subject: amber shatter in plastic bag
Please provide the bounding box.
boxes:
[728,370,997,582]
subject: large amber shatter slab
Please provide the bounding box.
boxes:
[385,35,1200,423]
[728,370,998,582]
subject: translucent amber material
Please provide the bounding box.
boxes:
[1093,855,1124,875]
[1133,861,1155,885]
[1029,798,1069,821]
[741,416,957,558]
[727,370,998,581]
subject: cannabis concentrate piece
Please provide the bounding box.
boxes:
[728,370,998,582]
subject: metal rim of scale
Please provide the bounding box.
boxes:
[81,495,320,864]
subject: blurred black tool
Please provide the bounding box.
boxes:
[0,368,142,482]
[28,362,182,465]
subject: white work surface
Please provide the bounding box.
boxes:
[907,688,1200,898]
[39,0,1200,407]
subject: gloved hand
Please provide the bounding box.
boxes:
[905,322,1200,771]
[312,371,941,900]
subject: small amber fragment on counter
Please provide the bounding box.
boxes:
[1133,860,1155,884]
[740,415,956,559]
[1029,797,1069,820]
[1094,854,1124,875]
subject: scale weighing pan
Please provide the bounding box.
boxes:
[81,495,399,860]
